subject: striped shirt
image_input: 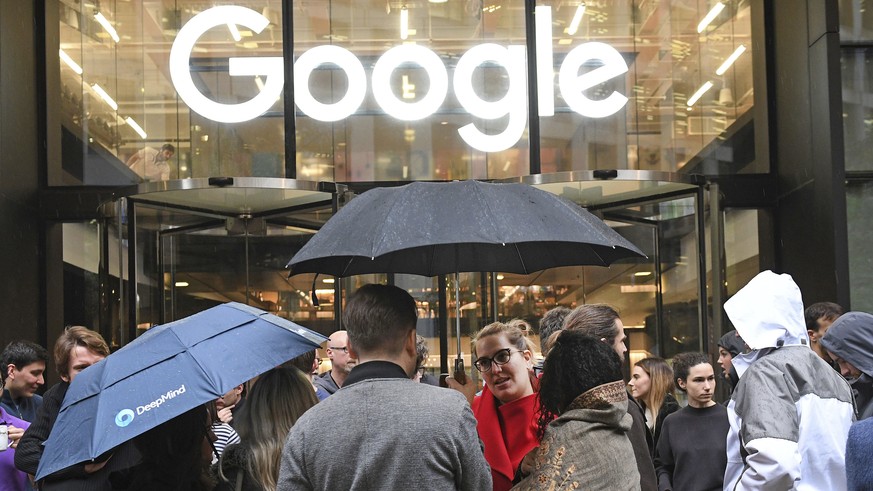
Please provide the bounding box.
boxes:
[211,422,241,464]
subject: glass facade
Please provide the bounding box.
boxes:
[46,0,763,367]
[841,0,873,308]
[51,0,755,185]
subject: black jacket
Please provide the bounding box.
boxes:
[214,444,263,491]
[15,382,141,491]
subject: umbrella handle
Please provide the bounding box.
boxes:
[455,272,462,356]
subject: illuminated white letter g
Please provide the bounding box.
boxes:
[169,6,284,123]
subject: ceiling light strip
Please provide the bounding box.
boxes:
[94,12,120,43]
[92,83,118,110]
[568,3,586,36]
[58,49,83,74]
[687,81,714,107]
[715,45,747,75]
[400,6,409,40]
[697,2,725,33]
[227,23,242,42]
[125,117,147,139]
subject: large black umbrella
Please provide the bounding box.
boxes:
[288,180,644,277]
[287,180,645,370]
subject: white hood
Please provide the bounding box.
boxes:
[724,270,809,377]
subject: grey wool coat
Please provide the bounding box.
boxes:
[277,361,492,491]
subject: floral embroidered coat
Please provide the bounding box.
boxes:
[512,380,641,491]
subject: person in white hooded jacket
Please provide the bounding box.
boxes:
[722,271,855,491]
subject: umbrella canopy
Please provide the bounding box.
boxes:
[36,302,327,480]
[288,180,645,277]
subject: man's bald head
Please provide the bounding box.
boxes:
[327,330,357,375]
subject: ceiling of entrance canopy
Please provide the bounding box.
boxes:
[498,170,701,208]
[124,178,340,237]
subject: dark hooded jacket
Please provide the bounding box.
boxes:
[821,311,873,420]
[718,330,745,390]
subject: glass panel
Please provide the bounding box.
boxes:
[723,208,762,296]
[536,0,754,174]
[656,197,700,358]
[292,0,529,181]
[62,221,125,348]
[53,0,286,186]
[841,47,873,172]
[847,181,873,312]
[494,221,656,366]
[840,0,873,41]
[129,198,333,334]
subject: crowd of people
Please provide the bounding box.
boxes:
[2,269,873,490]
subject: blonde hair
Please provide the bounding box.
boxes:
[473,319,534,356]
[634,357,675,429]
[224,367,317,490]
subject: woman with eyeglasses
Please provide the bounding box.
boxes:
[453,320,539,491]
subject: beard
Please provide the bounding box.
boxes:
[341,360,357,374]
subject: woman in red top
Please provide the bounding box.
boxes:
[469,320,539,491]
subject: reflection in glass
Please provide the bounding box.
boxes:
[54,0,286,186]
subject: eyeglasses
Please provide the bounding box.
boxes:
[329,346,349,354]
[474,348,521,373]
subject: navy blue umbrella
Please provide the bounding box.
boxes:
[36,302,326,480]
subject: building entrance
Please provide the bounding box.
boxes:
[99,171,707,375]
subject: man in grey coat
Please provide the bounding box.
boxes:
[278,284,492,491]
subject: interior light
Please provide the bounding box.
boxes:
[634,271,652,277]
[92,83,118,110]
[58,49,83,75]
[687,81,714,107]
[697,2,725,33]
[429,0,448,3]
[567,3,586,35]
[496,274,505,280]
[125,117,147,139]
[94,12,120,43]
[400,6,409,40]
[715,45,747,75]
[227,23,242,42]
[621,285,657,293]
[322,278,335,284]
[175,281,189,288]
[535,6,555,116]
[401,75,416,99]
